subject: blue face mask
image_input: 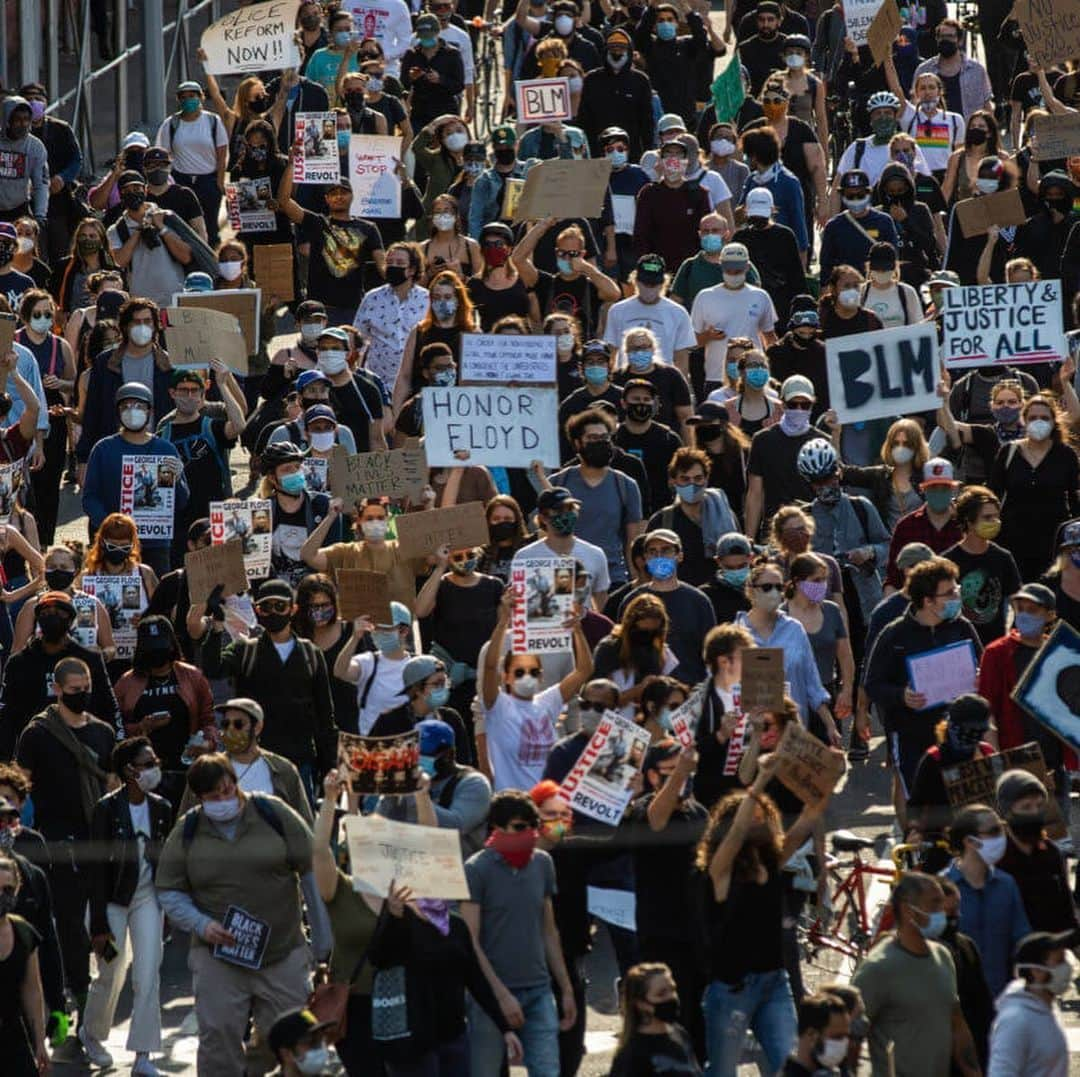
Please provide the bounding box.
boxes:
[433,368,455,387]
[279,471,306,495]
[432,299,458,321]
[745,367,769,390]
[656,706,674,732]
[334,30,352,47]
[180,97,200,114]
[583,364,608,385]
[627,349,653,371]
[418,35,438,48]
[656,20,677,39]
[607,149,628,168]
[701,233,724,253]
[426,685,450,709]
[720,566,749,587]
[373,629,403,653]
[1013,611,1045,638]
[726,360,740,380]
[419,753,438,777]
[646,555,677,580]
[914,907,947,939]
[675,482,704,503]
[939,597,962,621]
[337,131,351,152]
[557,257,574,275]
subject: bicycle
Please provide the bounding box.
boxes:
[826,83,856,175]
[470,18,502,140]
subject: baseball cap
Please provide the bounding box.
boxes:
[948,693,990,730]
[605,27,632,46]
[177,80,203,95]
[715,532,753,557]
[1059,519,1080,548]
[1011,582,1056,609]
[896,541,934,571]
[296,300,326,321]
[582,339,611,359]
[927,270,961,288]
[268,1009,334,1058]
[303,403,337,426]
[921,457,956,486]
[620,378,656,398]
[117,170,146,189]
[184,271,215,293]
[537,486,580,512]
[781,374,816,402]
[644,528,681,549]
[143,146,171,165]
[296,370,331,392]
[219,697,265,725]
[171,368,206,388]
[415,12,440,34]
[376,601,413,630]
[1013,931,1079,968]
[417,718,455,754]
[0,223,17,242]
[402,655,444,690]
[757,0,781,13]
[491,123,517,147]
[789,309,820,329]
[840,169,871,191]
[121,130,150,150]
[685,401,730,426]
[255,579,293,603]
[635,253,666,284]
[317,326,350,345]
[326,177,353,193]
[745,187,774,219]
[658,113,686,134]
[599,126,629,145]
[720,242,749,267]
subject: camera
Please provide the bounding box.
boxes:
[140,224,162,249]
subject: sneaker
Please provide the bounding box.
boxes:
[132,1053,162,1076]
[78,1025,113,1068]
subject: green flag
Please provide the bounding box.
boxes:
[711,53,745,124]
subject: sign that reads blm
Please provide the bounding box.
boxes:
[422,386,560,467]
[514,78,573,123]
[941,280,1067,368]
[826,322,938,424]
[199,0,301,74]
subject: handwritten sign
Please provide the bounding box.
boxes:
[184,538,248,604]
[293,112,341,184]
[460,334,556,385]
[252,243,295,303]
[844,0,884,45]
[739,649,786,711]
[940,281,1067,369]
[338,730,419,795]
[513,158,612,222]
[954,188,1028,238]
[343,814,470,899]
[587,887,636,931]
[515,77,573,123]
[867,0,902,64]
[200,0,301,74]
[175,289,261,355]
[559,711,651,825]
[421,386,560,468]
[336,568,392,623]
[1032,111,1080,161]
[162,306,248,374]
[348,134,400,219]
[826,322,939,424]
[213,905,271,968]
[393,501,489,559]
[905,640,978,710]
[773,722,845,806]
[329,446,428,504]
[1013,0,1080,69]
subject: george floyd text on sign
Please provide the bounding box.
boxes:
[421,386,560,467]
[826,322,939,424]
[940,280,1067,368]
[559,711,651,826]
[514,78,573,123]
[200,0,301,73]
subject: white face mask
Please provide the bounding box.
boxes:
[870,270,894,286]
[300,320,326,342]
[818,1036,849,1067]
[120,406,149,432]
[443,131,467,152]
[752,587,783,612]
[976,178,999,194]
[217,260,243,281]
[318,350,348,374]
[723,270,746,287]
[710,138,735,156]
[361,519,388,541]
[16,236,33,254]
[974,832,1007,866]
[129,323,154,347]
[555,332,575,353]
[511,673,540,699]
[309,430,336,452]
[136,766,162,792]
[784,53,806,69]
[1026,418,1053,441]
[295,1046,331,1075]
[203,796,242,823]
[1022,952,1078,995]
[432,212,456,232]
[892,445,914,465]
[838,287,862,309]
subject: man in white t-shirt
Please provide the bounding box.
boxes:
[480,590,593,791]
[333,601,413,733]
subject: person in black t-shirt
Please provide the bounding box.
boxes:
[614,380,682,517]
[700,531,753,624]
[610,961,702,1077]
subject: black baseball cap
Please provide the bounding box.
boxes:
[537,486,580,512]
[635,253,666,284]
[268,1009,334,1057]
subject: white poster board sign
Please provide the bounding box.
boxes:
[199,0,301,74]
[558,711,650,825]
[348,134,401,219]
[119,455,179,541]
[293,113,341,184]
[509,556,575,654]
[514,78,573,123]
[459,334,557,385]
[844,0,884,45]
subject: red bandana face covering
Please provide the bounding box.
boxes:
[485,827,538,869]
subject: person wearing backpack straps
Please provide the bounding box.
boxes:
[155,81,228,247]
[333,604,414,734]
[191,579,337,807]
[155,752,330,1077]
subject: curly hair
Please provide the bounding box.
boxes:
[694,787,784,879]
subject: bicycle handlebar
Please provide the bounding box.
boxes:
[890,840,951,872]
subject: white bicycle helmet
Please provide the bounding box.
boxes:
[796,438,839,481]
[866,90,901,113]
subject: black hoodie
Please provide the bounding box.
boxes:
[873,162,939,286]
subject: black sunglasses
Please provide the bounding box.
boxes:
[752,582,783,593]
[785,400,812,410]
[512,667,542,678]
[577,699,606,713]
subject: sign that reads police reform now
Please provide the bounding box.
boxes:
[421,386,560,467]
[826,322,938,425]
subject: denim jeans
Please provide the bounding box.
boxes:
[702,969,797,1077]
[468,982,559,1077]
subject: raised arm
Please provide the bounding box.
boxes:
[557,617,594,701]
[511,216,556,289]
[482,589,513,709]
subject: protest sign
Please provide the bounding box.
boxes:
[120,455,179,541]
[510,557,575,655]
[669,684,707,749]
[343,814,470,899]
[175,289,261,355]
[224,177,276,233]
[71,593,98,649]
[421,386,560,468]
[954,189,1028,238]
[514,78,573,123]
[81,575,144,659]
[940,281,1067,369]
[0,461,17,519]
[867,0,902,64]
[1032,111,1080,161]
[739,649,786,711]
[162,306,248,374]
[611,194,636,235]
[348,135,400,219]
[1013,0,1080,69]
[586,888,636,932]
[199,0,300,74]
[512,158,612,222]
[710,52,745,124]
[905,639,978,711]
[459,334,556,385]
[184,539,248,605]
[826,322,938,424]
[559,711,650,825]
[336,569,393,623]
[252,243,295,302]
[0,312,13,357]
[844,0,883,45]
[773,722,846,806]
[393,501,489,559]
[292,112,341,184]
[942,742,1066,837]
[329,447,428,504]
[210,499,273,580]
[349,0,400,44]
[338,730,420,795]
[212,905,271,969]
[1012,621,1080,752]
[301,455,328,495]
[502,177,525,220]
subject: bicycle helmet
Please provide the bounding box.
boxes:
[261,441,305,469]
[796,438,839,481]
[866,90,901,113]
[599,126,629,145]
[116,382,153,408]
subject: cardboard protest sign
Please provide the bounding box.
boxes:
[120,455,179,541]
[559,711,651,825]
[940,281,1067,368]
[459,334,557,385]
[184,539,248,605]
[336,569,393,623]
[199,0,301,74]
[224,178,276,233]
[510,557,575,654]
[941,741,1066,838]
[905,639,978,710]
[292,112,341,184]
[515,78,573,123]
[338,730,420,795]
[502,177,525,220]
[1032,111,1080,161]
[343,814,470,899]
[81,575,144,659]
[421,386,560,468]
[512,158,612,222]
[393,501,488,559]
[1013,0,1080,69]
[826,322,938,424]
[739,649,786,711]
[773,722,846,806]
[175,289,261,355]
[252,244,295,302]
[0,312,15,355]
[844,0,884,46]
[213,905,271,969]
[867,0,901,64]
[954,189,1028,238]
[329,447,428,504]
[348,135,400,219]
[1012,621,1080,752]
[210,499,273,580]
[162,306,248,374]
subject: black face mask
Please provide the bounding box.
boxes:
[1008,810,1045,841]
[44,568,75,591]
[651,997,681,1023]
[627,402,653,422]
[1044,195,1071,216]
[937,38,959,57]
[494,147,517,166]
[345,91,367,112]
[250,95,271,114]
[143,644,174,669]
[256,610,292,634]
[629,627,655,646]
[104,543,132,566]
[489,520,518,543]
[37,613,71,643]
[121,191,145,211]
[580,440,614,467]
[385,264,408,286]
[146,169,170,187]
[61,689,89,714]
[124,149,145,173]
[966,127,987,147]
